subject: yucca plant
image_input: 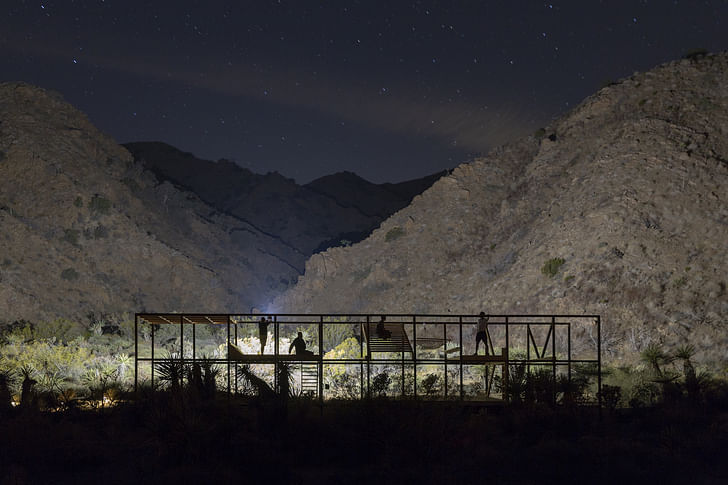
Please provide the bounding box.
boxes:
[19,365,37,410]
[675,344,700,400]
[237,364,276,398]
[641,343,675,379]
[154,355,186,394]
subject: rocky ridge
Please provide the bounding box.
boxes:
[124,142,445,262]
[0,82,298,325]
[274,53,728,363]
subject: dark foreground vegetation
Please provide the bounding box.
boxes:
[2,320,728,484]
[2,379,728,484]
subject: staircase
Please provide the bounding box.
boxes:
[300,363,319,396]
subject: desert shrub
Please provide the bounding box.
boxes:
[0,150,5,162]
[93,224,108,239]
[88,195,112,214]
[371,372,391,397]
[323,319,358,352]
[421,373,441,397]
[61,268,79,281]
[534,127,546,139]
[326,372,360,399]
[73,196,83,207]
[541,258,565,277]
[351,265,371,282]
[599,384,622,411]
[683,47,708,61]
[121,177,140,192]
[62,228,80,246]
[384,226,405,242]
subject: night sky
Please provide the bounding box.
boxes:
[3,1,727,183]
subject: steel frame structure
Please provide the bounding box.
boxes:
[134,313,602,405]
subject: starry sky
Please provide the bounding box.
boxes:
[3,1,727,183]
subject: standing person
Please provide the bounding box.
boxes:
[258,317,269,354]
[474,312,489,355]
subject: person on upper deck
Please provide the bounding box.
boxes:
[474,312,489,355]
[289,331,314,357]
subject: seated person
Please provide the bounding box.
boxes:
[375,315,391,339]
[289,331,315,357]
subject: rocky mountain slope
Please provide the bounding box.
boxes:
[0,82,299,325]
[124,142,444,259]
[274,53,728,363]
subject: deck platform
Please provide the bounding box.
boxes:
[134,313,602,404]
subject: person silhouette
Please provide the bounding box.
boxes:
[474,312,489,355]
[376,315,391,339]
[289,331,314,357]
[258,317,269,354]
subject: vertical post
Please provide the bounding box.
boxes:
[319,315,324,404]
[567,321,572,382]
[443,319,448,399]
[413,315,417,399]
[234,321,238,394]
[192,323,196,360]
[360,319,364,400]
[459,316,463,400]
[504,316,509,403]
[180,315,184,361]
[401,317,405,398]
[597,316,602,415]
[551,316,557,405]
[150,323,155,390]
[274,315,278,393]
[226,315,231,396]
[366,315,371,398]
[134,314,138,394]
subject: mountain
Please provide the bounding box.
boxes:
[0,82,299,325]
[123,142,445,258]
[273,53,728,363]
